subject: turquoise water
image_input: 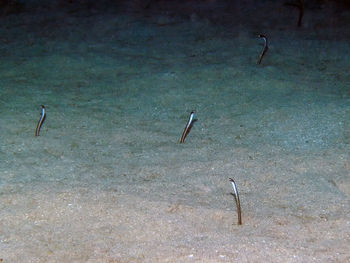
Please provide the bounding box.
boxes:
[0,1,349,262]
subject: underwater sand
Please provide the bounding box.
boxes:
[0,0,350,262]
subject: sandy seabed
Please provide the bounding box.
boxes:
[0,0,350,262]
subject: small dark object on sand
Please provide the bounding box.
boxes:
[180,111,196,143]
[285,0,304,27]
[35,105,46,136]
[229,178,242,225]
[257,34,268,65]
